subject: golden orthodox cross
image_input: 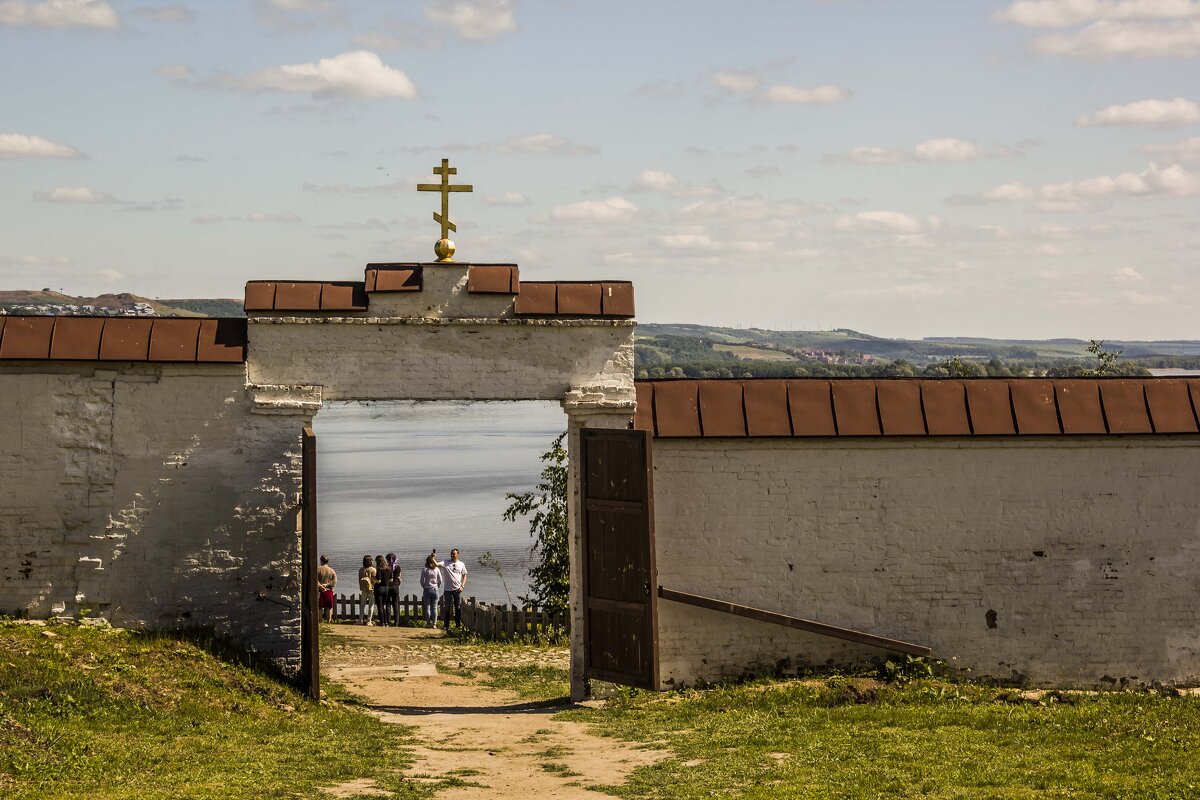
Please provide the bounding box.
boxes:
[417,158,473,262]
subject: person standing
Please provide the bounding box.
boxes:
[386,552,402,625]
[420,555,442,628]
[438,548,469,631]
[375,555,393,627]
[358,555,377,626]
[317,555,337,624]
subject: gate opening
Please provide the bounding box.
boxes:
[312,400,567,621]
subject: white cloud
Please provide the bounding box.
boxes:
[0,0,118,29]
[1115,266,1145,281]
[130,4,191,22]
[679,195,826,222]
[913,138,990,161]
[825,137,996,164]
[967,162,1199,210]
[833,210,925,233]
[202,51,417,99]
[629,170,721,198]
[96,268,125,281]
[996,0,1200,27]
[745,164,782,178]
[494,134,598,155]
[655,232,776,254]
[1034,19,1200,58]
[32,186,118,204]
[711,70,761,93]
[983,182,1038,201]
[425,0,516,40]
[547,197,637,224]
[1139,135,1200,161]
[0,254,74,266]
[302,178,414,194]
[1076,97,1200,128]
[246,211,302,223]
[482,191,531,206]
[191,211,302,224]
[0,133,83,159]
[154,63,193,79]
[255,0,343,32]
[755,84,851,105]
[1121,289,1169,304]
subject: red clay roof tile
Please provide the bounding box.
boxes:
[601,283,635,317]
[876,380,926,436]
[556,283,603,316]
[638,377,1199,439]
[49,317,104,360]
[831,380,881,436]
[320,282,368,311]
[467,265,519,294]
[921,381,971,435]
[366,266,422,292]
[965,381,1015,435]
[1100,380,1153,434]
[653,380,701,437]
[1144,379,1197,433]
[513,282,557,315]
[787,380,837,436]
[1055,380,1106,434]
[274,282,322,311]
[197,319,246,363]
[99,318,153,361]
[699,381,746,437]
[0,316,54,359]
[1010,379,1061,434]
[744,380,791,436]
[244,282,276,311]
[149,319,201,362]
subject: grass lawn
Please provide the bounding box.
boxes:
[559,676,1200,799]
[0,620,458,800]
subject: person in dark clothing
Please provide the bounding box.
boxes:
[385,552,401,625]
[374,555,392,627]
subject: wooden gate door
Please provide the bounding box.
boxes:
[300,427,320,699]
[580,428,657,689]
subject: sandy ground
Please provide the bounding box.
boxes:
[320,625,664,799]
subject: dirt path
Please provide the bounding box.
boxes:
[320,625,663,799]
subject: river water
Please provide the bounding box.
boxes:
[313,401,567,606]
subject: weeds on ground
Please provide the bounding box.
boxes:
[561,672,1200,799]
[0,620,456,800]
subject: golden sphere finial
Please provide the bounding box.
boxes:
[434,238,456,262]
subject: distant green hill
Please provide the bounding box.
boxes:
[639,323,1200,364]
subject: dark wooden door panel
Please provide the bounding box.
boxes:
[584,435,648,502]
[581,428,657,690]
[585,508,649,604]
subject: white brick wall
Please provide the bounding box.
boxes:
[0,363,307,672]
[247,317,635,403]
[651,437,1200,688]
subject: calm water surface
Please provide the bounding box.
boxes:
[314,401,566,605]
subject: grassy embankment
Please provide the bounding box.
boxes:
[442,636,1200,799]
[0,620,460,800]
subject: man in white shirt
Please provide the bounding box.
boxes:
[438,548,469,630]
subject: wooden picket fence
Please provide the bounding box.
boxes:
[330,592,568,639]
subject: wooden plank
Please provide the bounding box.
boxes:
[658,587,931,657]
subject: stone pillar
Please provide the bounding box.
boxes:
[563,386,636,701]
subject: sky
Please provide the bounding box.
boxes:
[1,0,1198,340]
